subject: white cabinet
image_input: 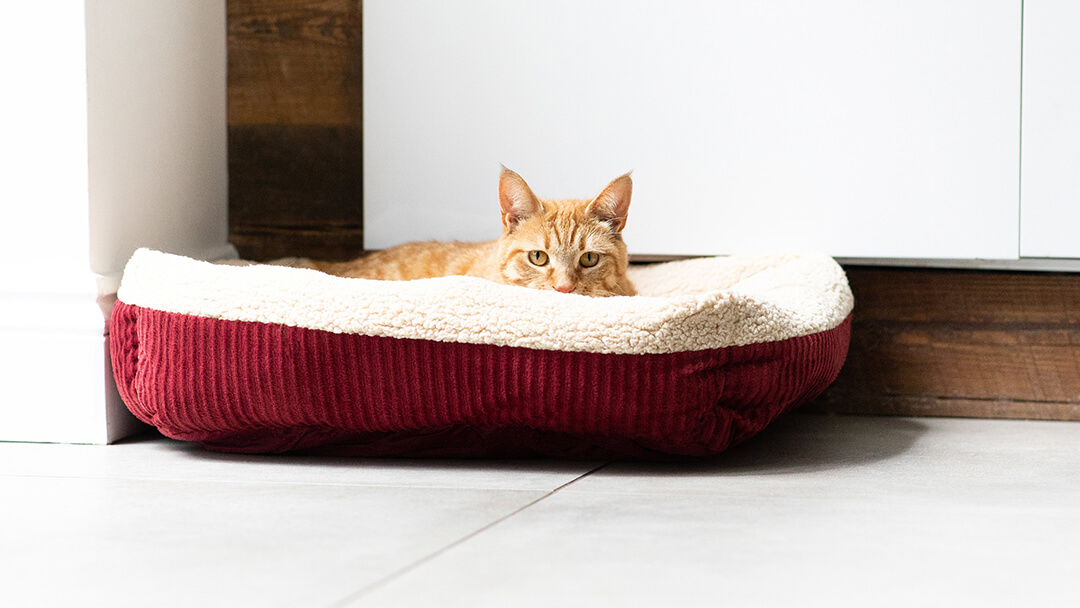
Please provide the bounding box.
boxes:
[364,0,1024,260]
[1020,0,1080,259]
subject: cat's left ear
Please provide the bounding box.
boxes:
[587,173,632,232]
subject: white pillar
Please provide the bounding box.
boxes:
[0,1,231,444]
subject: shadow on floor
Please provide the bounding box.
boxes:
[121,428,605,477]
[605,413,930,477]
[117,413,927,477]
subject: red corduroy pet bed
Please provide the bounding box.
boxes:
[109,249,852,459]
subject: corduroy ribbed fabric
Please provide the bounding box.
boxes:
[110,301,850,459]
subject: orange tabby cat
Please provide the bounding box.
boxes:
[305,168,636,296]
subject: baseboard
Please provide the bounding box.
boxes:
[0,290,145,444]
[808,266,1080,421]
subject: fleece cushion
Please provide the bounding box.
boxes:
[109,249,853,458]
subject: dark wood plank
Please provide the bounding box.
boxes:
[809,267,1080,421]
[229,225,365,263]
[228,124,363,261]
[837,327,1080,402]
[806,394,1080,421]
[228,0,362,126]
[843,267,1080,324]
[227,0,364,261]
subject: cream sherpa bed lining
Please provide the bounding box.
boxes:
[116,249,853,356]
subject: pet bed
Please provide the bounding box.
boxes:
[109,249,853,458]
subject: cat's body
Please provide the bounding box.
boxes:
[300,168,636,297]
[310,239,501,282]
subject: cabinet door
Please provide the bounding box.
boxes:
[1020,0,1080,259]
[365,1,1021,259]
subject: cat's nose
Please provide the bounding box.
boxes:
[554,283,575,294]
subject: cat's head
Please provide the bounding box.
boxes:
[496,167,634,297]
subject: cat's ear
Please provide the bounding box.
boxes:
[499,166,544,229]
[587,172,632,232]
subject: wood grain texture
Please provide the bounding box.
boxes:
[808,267,1080,420]
[229,124,363,261]
[808,394,1080,421]
[227,0,363,261]
[842,267,1080,324]
[228,0,362,126]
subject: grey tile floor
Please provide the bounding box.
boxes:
[2,413,1078,607]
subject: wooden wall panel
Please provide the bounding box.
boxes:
[808,268,1080,420]
[228,0,362,126]
[227,0,363,261]
[229,124,363,261]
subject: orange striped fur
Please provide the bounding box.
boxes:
[311,168,636,297]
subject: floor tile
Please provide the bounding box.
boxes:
[358,486,1080,608]
[0,475,546,608]
[356,415,1080,608]
[0,432,599,492]
[4,414,1079,607]
[573,415,1080,505]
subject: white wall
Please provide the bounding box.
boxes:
[0,1,230,444]
[1020,0,1080,258]
[364,0,1023,261]
[0,4,93,296]
[87,0,233,286]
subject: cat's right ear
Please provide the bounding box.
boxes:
[499,166,544,229]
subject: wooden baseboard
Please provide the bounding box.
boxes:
[805,394,1080,421]
[808,266,1080,421]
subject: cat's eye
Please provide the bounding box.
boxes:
[528,250,549,266]
[580,252,600,268]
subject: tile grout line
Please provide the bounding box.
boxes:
[326,461,612,607]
